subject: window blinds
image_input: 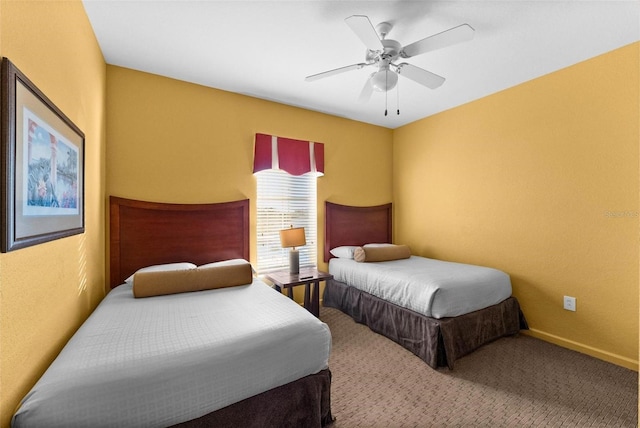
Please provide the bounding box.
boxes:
[256,170,317,273]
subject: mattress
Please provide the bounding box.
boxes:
[12,279,332,428]
[329,256,512,318]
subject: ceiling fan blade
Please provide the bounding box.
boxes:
[396,63,445,89]
[358,75,374,103]
[345,15,384,51]
[401,24,475,58]
[305,63,369,82]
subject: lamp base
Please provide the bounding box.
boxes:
[289,249,300,274]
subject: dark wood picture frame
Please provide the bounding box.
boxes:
[1,58,85,252]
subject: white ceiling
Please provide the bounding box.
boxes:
[82,1,639,129]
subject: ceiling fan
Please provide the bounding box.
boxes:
[305,15,475,110]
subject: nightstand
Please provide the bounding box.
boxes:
[264,267,333,317]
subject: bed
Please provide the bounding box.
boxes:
[322,201,527,370]
[12,196,333,428]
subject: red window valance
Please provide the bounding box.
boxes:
[253,133,324,176]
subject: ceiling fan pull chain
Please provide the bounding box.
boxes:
[384,69,389,116]
[397,78,400,115]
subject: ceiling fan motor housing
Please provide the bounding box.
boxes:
[375,21,393,38]
[366,38,402,63]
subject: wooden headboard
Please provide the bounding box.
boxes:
[109,196,249,288]
[324,201,392,262]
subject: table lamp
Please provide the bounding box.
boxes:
[279,226,306,274]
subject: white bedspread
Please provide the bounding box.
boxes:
[329,256,511,319]
[12,279,331,428]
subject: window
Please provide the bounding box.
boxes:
[256,170,317,273]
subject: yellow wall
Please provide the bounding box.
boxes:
[105,65,394,274]
[393,43,639,370]
[0,1,106,426]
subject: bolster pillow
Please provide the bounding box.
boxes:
[353,244,411,263]
[133,262,253,298]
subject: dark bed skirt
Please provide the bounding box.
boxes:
[171,369,333,428]
[323,279,528,369]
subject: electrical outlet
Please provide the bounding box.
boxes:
[563,296,576,312]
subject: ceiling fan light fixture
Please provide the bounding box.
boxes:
[370,69,398,92]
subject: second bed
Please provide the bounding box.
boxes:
[322,201,527,369]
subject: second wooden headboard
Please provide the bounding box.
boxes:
[324,201,392,262]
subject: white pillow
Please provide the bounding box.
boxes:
[363,243,394,248]
[124,262,196,283]
[330,246,359,259]
[198,258,249,268]
[199,258,256,274]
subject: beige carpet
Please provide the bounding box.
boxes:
[321,306,638,427]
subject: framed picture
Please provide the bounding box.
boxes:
[1,58,84,252]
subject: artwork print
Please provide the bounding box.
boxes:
[24,108,79,216]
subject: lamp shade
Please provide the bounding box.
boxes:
[279,227,306,248]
